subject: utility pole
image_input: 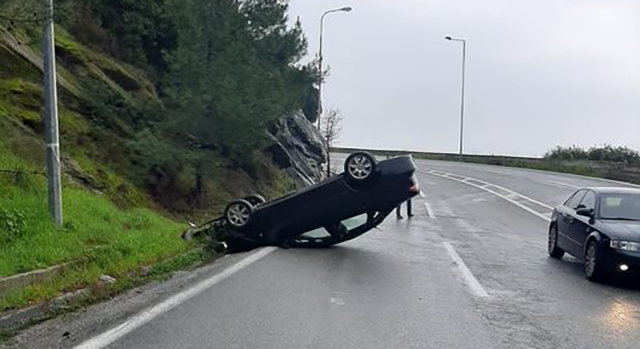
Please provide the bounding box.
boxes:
[43,0,63,226]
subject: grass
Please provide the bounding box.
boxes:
[0,330,11,343]
[0,78,42,125]
[0,143,202,311]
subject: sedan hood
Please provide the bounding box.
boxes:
[595,220,640,241]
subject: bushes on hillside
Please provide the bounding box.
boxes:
[544,145,640,164]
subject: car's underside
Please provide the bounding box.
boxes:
[209,206,395,252]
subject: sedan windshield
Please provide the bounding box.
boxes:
[599,194,640,221]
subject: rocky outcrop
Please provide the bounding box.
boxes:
[267,110,327,187]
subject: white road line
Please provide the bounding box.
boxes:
[476,168,509,175]
[423,201,436,219]
[547,180,579,189]
[420,169,552,222]
[74,247,277,349]
[443,242,489,298]
[426,170,553,209]
[419,190,426,198]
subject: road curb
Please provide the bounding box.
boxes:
[0,288,91,333]
[0,246,114,298]
[0,247,218,336]
[0,264,69,298]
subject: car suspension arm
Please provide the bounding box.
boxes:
[286,207,395,248]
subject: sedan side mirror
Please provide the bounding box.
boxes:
[576,208,594,218]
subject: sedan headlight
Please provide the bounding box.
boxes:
[610,240,640,252]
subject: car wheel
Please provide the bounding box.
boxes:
[584,241,604,282]
[344,152,378,184]
[224,199,253,230]
[548,225,565,259]
[244,194,266,207]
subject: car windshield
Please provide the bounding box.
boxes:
[599,194,640,221]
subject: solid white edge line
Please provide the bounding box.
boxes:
[74,247,278,349]
[419,190,426,198]
[442,242,489,298]
[423,201,436,219]
[420,170,551,222]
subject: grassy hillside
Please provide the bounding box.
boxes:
[0,0,312,313]
[0,22,296,214]
[0,137,195,309]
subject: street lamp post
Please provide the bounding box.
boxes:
[445,36,466,162]
[318,6,352,131]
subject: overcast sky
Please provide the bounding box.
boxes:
[288,0,640,157]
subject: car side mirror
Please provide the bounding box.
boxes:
[576,208,594,218]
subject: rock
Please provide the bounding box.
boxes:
[267,110,328,187]
[140,266,153,278]
[98,275,116,284]
[61,155,106,192]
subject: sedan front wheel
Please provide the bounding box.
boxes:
[547,225,565,259]
[585,241,604,282]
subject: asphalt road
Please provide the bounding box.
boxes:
[5,157,640,349]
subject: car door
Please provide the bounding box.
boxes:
[557,190,586,256]
[568,190,596,255]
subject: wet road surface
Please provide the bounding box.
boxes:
[5,158,640,349]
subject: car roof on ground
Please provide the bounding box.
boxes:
[583,187,640,195]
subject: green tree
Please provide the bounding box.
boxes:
[163,0,317,162]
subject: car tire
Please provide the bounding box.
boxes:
[244,194,266,207]
[344,152,378,186]
[584,241,604,282]
[548,225,565,259]
[224,199,253,231]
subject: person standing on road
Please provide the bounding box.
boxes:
[396,199,413,219]
[383,153,415,220]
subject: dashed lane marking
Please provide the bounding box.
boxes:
[547,180,579,189]
[443,242,489,298]
[423,201,436,219]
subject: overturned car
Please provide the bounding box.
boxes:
[208,152,419,251]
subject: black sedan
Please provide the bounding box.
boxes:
[218,152,420,251]
[548,187,640,281]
